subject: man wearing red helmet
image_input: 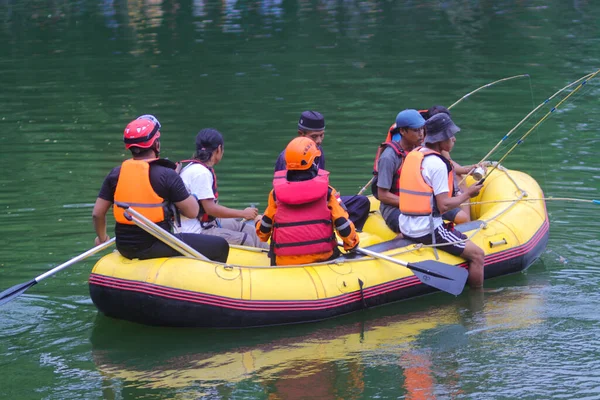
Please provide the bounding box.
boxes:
[92,115,230,262]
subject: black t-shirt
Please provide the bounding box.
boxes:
[98,160,190,250]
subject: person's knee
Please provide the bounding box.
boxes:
[211,236,230,262]
[472,244,484,262]
[207,240,229,263]
[454,210,471,224]
[462,241,484,263]
[386,213,400,233]
[358,195,370,208]
[182,233,229,262]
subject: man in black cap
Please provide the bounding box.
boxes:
[274,111,370,231]
[275,111,327,171]
[397,113,485,289]
[178,128,268,248]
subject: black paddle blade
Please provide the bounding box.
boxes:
[408,260,468,296]
[0,279,37,306]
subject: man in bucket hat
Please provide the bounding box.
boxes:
[274,111,370,231]
[426,106,484,224]
[397,113,485,289]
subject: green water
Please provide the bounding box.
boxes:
[1,1,599,399]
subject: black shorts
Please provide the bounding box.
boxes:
[442,208,460,223]
[340,195,370,231]
[383,208,401,233]
[404,224,467,257]
[117,233,229,263]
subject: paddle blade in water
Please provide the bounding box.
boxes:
[408,260,469,296]
[0,279,37,306]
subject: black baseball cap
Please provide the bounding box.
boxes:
[195,128,224,152]
[298,111,325,131]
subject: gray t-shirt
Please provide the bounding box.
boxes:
[376,146,403,222]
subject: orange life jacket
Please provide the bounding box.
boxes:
[398,147,454,216]
[113,159,168,224]
[271,169,336,257]
[371,111,428,197]
[372,124,406,173]
[180,160,218,224]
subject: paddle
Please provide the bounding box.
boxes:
[344,244,468,296]
[0,238,116,306]
[119,204,270,256]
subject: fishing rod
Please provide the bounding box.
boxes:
[358,74,531,195]
[457,70,596,187]
[446,74,530,110]
[474,71,595,167]
[477,68,600,183]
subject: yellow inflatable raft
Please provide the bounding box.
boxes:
[89,166,548,328]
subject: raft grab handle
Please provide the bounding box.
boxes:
[489,238,508,248]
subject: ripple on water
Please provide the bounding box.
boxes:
[447,281,600,399]
[0,300,47,339]
[0,294,96,360]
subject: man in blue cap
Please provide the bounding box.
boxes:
[398,113,484,288]
[274,111,370,231]
[374,109,426,233]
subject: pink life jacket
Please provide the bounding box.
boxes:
[271,169,336,257]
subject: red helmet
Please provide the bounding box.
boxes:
[123,114,161,149]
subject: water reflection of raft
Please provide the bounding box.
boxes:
[91,288,542,393]
[89,167,549,328]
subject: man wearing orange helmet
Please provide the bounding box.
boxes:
[274,111,370,231]
[92,115,230,262]
[257,136,360,266]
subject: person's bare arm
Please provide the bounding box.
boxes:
[200,199,258,220]
[435,182,482,214]
[92,198,112,245]
[377,187,399,207]
[441,150,477,175]
[175,196,200,219]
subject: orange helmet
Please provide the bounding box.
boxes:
[285,137,321,170]
[123,114,161,149]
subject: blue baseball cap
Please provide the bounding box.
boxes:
[395,109,426,129]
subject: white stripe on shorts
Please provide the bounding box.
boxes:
[437,226,466,249]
